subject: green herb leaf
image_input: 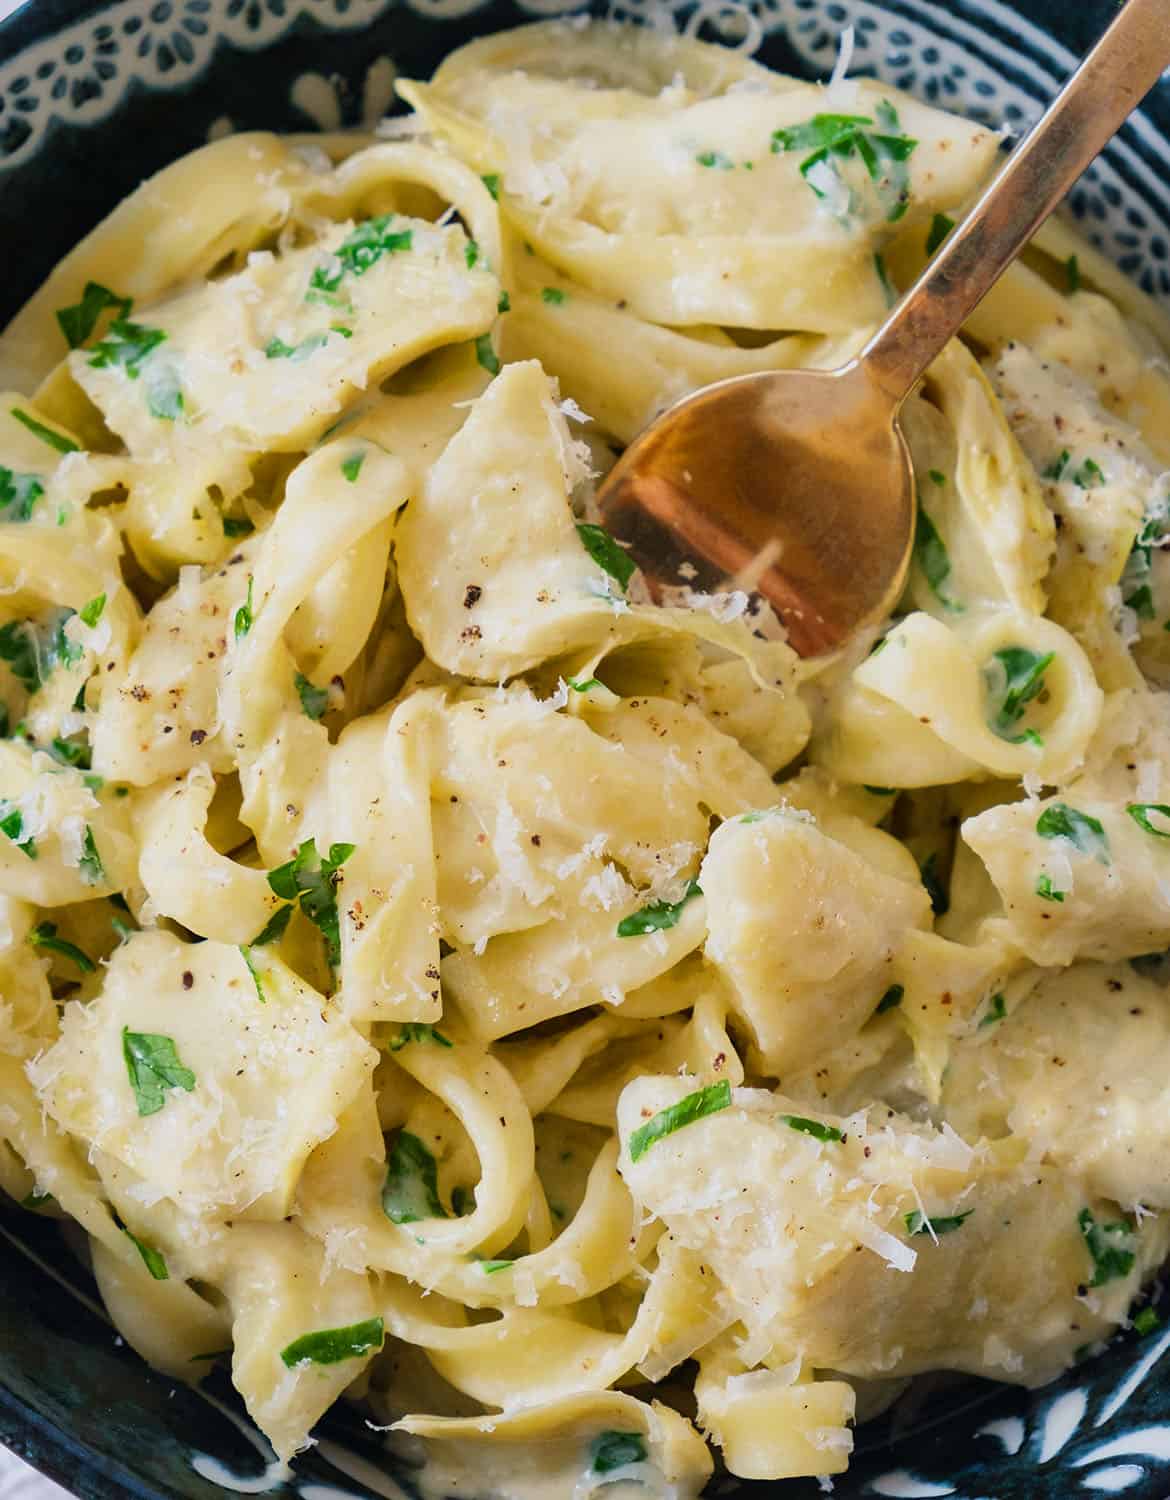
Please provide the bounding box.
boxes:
[280,1316,384,1368]
[577,523,635,592]
[1128,803,1170,838]
[541,286,567,304]
[309,217,413,295]
[928,469,946,486]
[1043,449,1071,482]
[1036,802,1110,864]
[250,903,293,947]
[1066,254,1080,294]
[477,1258,514,1274]
[1134,1305,1160,1335]
[464,239,480,270]
[475,333,500,376]
[1125,583,1155,621]
[389,1023,453,1052]
[20,1190,53,1210]
[294,672,329,721]
[591,1431,647,1475]
[920,851,949,916]
[123,1226,169,1280]
[778,1114,844,1143]
[1074,457,1105,490]
[567,676,601,693]
[78,826,105,885]
[1078,1206,1136,1287]
[627,1080,731,1162]
[875,983,904,1014]
[240,944,268,1003]
[340,453,364,483]
[0,802,36,860]
[222,515,254,538]
[121,1028,196,1116]
[265,838,354,968]
[1035,873,1066,903]
[10,408,79,455]
[79,594,106,628]
[925,212,954,256]
[771,105,917,221]
[616,878,701,937]
[864,786,898,797]
[57,283,133,348]
[383,1131,446,1223]
[481,173,501,200]
[29,922,93,972]
[497,290,511,314]
[984,646,1054,740]
[264,334,328,362]
[905,1209,973,1237]
[88,320,166,376]
[146,365,184,421]
[696,150,734,169]
[914,504,962,611]
[234,576,254,641]
[979,992,1007,1028]
[0,467,45,523]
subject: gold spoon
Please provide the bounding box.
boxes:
[596,0,1170,657]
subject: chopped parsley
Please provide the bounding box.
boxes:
[1043,449,1071,482]
[29,922,93,972]
[10,408,79,455]
[925,212,954,256]
[577,523,635,592]
[770,102,918,221]
[696,149,734,169]
[280,1316,384,1368]
[309,217,412,296]
[905,1209,972,1236]
[475,333,501,376]
[250,903,293,948]
[481,173,501,200]
[497,290,511,314]
[1066,254,1080,294]
[121,1028,196,1116]
[264,334,328,361]
[78,826,105,885]
[920,851,949,916]
[122,1226,169,1280]
[238,945,268,1004]
[146,365,184,422]
[1078,1207,1136,1287]
[1074,457,1105,490]
[389,1023,453,1052]
[0,610,81,694]
[567,676,602,693]
[233,576,254,641]
[294,671,329,721]
[1134,1305,1161,1336]
[984,646,1054,741]
[477,1258,514,1274]
[616,878,701,937]
[465,239,480,270]
[79,593,106,628]
[0,467,44,523]
[875,983,904,1014]
[1035,873,1066,903]
[928,469,946,487]
[383,1131,446,1223]
[1127,803,1170,838]
[979,992,1007,1029]
[874,251,896,306]
[1036,802,1110,864]
[591,1432,647,1475]
[0,803,36,860]
[778,1114,843,1143]
[88,319,167,376]
[222,515,253,538]
[266,837,354,969]
[541,286,567,304]
[914,503,962,611]
[627,1080,731,1162]
[341,452,364,483]
[57,282,133,348]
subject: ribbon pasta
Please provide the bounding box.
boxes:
[2,19,1170,1496]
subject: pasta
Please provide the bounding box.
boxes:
[3,17,1170,1494]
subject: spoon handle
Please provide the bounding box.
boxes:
[858,0,1170,407]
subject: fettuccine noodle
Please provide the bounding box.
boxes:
[3,20,1170,1493]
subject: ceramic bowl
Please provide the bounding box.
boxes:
[1,0,1170,1495]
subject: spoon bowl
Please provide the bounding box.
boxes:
[599,362,913,658]
[596,0,1169,657]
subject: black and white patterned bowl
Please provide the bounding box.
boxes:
[2,1,1170,1496]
